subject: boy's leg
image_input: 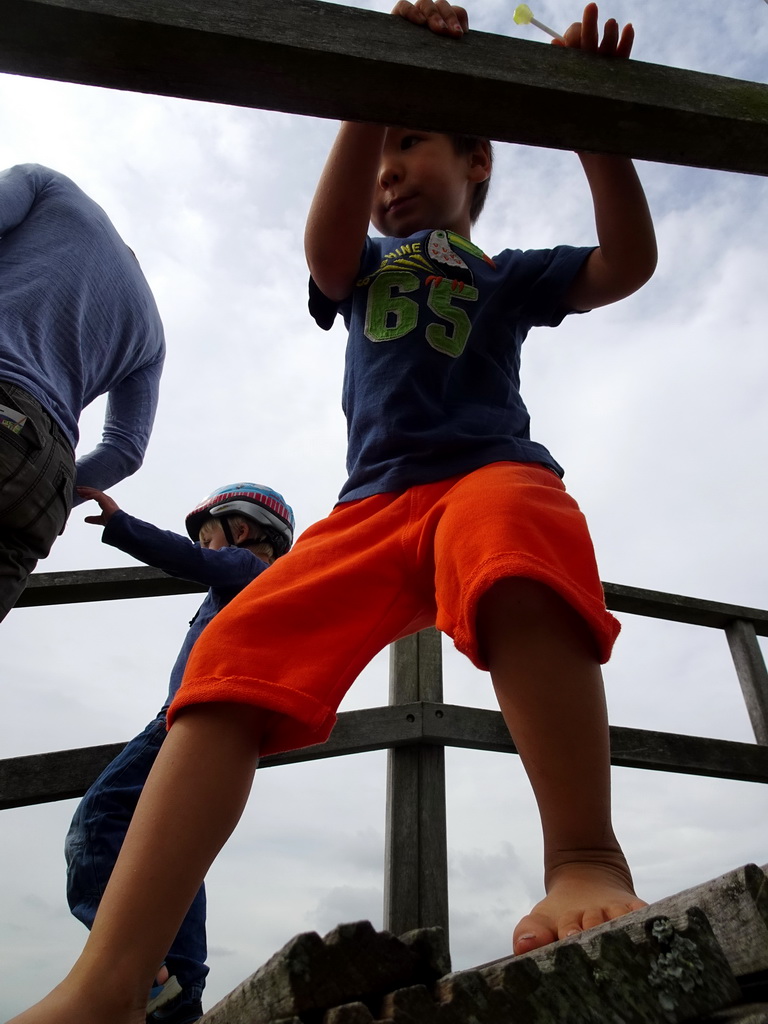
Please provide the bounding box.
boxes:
[428,462,639,953]
[476,577,645,955]
[9,702,268,1024]
[10,494,433,1023]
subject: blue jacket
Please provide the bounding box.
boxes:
[102,510,268,709]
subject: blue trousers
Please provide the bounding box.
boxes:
[65,716,209,1001]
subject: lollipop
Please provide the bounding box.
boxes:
[513,4,564,41]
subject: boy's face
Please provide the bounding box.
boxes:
[371,129,488,239]
[198,520,229,550]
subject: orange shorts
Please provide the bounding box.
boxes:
[169,462,619,756]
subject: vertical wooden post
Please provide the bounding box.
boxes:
[384,628,449,943]
[725,619,768,745]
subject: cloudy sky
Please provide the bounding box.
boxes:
[1,0,768,1016]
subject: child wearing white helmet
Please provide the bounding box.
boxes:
[64,482,294,1024]
[184,483,294,557]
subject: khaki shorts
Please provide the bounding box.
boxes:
[170,462,619,756]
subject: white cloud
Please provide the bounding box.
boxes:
[2,0,768,1016]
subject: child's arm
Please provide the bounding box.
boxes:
[304,1,469,302]
[77,487,266,589]
[559,4,658,311]
[304,122,386,302]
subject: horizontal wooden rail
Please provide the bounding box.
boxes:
[4,702,768,811]
[17,567,768,637]
[16,566,205,606]
[2,0,768,175]
[418,703,768,784]
[603,582,768,637]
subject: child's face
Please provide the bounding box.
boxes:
[371,129,486,239]
[198,520,229,550]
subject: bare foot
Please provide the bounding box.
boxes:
[513,859,647,955]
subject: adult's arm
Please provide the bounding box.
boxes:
[0,164,39,232]
[73,360,164,498]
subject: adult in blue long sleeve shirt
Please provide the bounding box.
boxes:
[0,164,166,621]
[64,482,295,1024]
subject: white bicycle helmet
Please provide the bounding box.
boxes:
[185,483,294,555]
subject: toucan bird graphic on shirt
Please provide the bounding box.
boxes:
[358,229,496,357]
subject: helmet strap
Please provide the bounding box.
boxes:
[220,516,237,548]
[220,515,283,555]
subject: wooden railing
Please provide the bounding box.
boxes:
[3,566,768,945]
[3,0,768,954]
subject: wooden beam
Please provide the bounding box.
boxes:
[2,0,768,175]
[471,908,741,1024]
[467,866,768,1021]
[21,569,768,642]
[420,703,768,784]
[385,630,449,941]
[489,863,768,979]
[5,702,768,811]
[603,582,768,637]
[260,704,424,767]
[0,741,127,810]
[200,921,449,1024]
[16,566,204,606]
[725,620,768,745]
[0,706,424,810]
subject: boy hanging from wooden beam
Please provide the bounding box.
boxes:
[11,4,656,1022]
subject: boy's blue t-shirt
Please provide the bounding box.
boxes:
[310,230,592,502]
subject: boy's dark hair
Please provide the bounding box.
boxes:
[448,134,493,224]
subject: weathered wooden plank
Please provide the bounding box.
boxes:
[4,703,768,810]
[322,1004,374,1024]
[259,705,424,768]
[705,1006,768,1023]
[0,741,126,810]
[608,724,768,783]
[195,903,762,1023]
[476,909,741,1024]
[385,630,449,941]
[0,706,423,809]
[603,583,768,638]
[477,863,768,981]
[16,566,204,606]
[725,620,768,745]
[20,568,768,640]
[198,921,446,1024]
[387,629,443,706]
[2,0,768,175]
[383,744,449,939]
[331,913,753,1024]
[422,703,768,783]
[383,745,421,941]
